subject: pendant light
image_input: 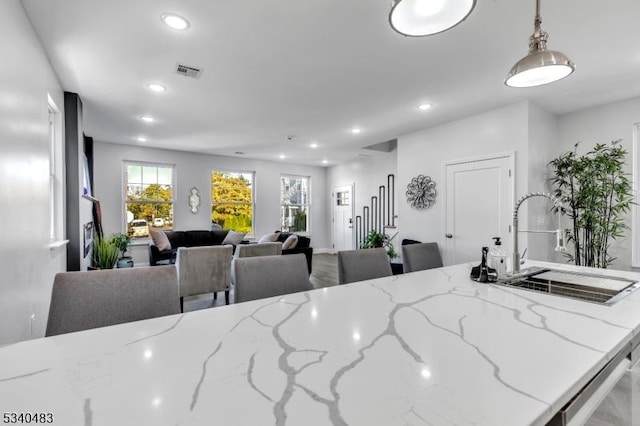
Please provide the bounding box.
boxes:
[505,0,575,88]
[389,0,476,37]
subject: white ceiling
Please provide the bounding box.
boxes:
[20,0,640,166]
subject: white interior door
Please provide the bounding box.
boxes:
[333,185,354,252]
[444,155,513,265]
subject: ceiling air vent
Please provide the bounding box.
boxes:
[175,63,203,79]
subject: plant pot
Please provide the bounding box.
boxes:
[117,257,134,268]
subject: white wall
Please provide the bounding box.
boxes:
[326,150,398,251]
[93,142,329,265]
[397,102,530,264]
[555,96,640,270]
[0,0,66,344]
[526,102,560,262]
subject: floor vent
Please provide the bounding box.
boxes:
[175,63,203,78]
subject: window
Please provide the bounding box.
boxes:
[124,163,174,239]
[336,190,350,206]
[48,95,63,242]
[211,171,254,234]
[281,175,310,233]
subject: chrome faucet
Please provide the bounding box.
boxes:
[512,192,566,275]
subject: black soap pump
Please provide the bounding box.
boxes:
[470,247,498,283]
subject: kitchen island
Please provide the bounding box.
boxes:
[1,261,639,425]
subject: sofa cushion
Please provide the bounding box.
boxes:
[258,232,279,243]
[183,230,228,247]
[150,230,172,251]
[296,235,310,248]
[282,234,298,250]
[223,231,246,246]
[165,231,187,248]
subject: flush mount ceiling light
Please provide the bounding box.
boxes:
[505,0,575,88]
[146,83,166,92]
[389,0,476,37]
[161,13,190,30]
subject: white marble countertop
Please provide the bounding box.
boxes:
[2,261,640,426]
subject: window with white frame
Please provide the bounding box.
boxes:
[124,163,174,239]
[280,175,310,233]
[211,170,254,234]
[48,96,63,242]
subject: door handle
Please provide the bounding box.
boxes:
[445,234,453,238]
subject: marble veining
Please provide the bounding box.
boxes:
[125,314,185,346]
[0,368,50,383]
[190,341,223,411]
[1,261,640,425]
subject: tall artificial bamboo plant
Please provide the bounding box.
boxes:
[548,140,634,268]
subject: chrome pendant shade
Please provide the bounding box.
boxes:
[389,0,476,37]
[505,0,575,87]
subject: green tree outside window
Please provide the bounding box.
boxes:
[211,171,254,234]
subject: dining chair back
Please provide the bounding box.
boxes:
[45,265,179,337]
[234,242,282,258]
[337,247,392,284]
[176,244,233,309]
[234,253,311,303]
[402,242,443,273]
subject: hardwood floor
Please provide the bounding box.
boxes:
[183,253,338,312]
[309,253,338,289]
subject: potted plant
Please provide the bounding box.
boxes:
[111,232,134,268]
[360,230,398,259]
[548,140,634,268]
[91,236,120,269]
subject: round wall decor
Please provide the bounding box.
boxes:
[406,175,436,210]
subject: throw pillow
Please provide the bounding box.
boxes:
[258,232,279,243]
[150,230,171,251]
[282,234,299,250]
[223,230,246,246]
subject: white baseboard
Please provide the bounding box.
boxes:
[314,248,335,254]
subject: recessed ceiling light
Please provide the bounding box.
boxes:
[140,115,155,123]
[351,127,362,134]
[161,13,190,30]
[418,103,433,111]
[310,143,318,149]
[279,154,286,159]
[146,83,166,92]
[322,159,329,164]
[136,136,147,142]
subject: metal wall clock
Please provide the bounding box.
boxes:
[406,175,436,210]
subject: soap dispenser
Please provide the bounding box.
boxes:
[488,237,507,277]
[470,247,497,283]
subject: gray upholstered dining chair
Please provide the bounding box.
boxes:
[231,242,283,286]
[402,242,444,273]
[45,265,180,337]
[176,244,233,310]
[234,242,282,258]
[337,247,392,285]
[233,253,312,303]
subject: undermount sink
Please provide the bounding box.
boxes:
[496,267,640,305]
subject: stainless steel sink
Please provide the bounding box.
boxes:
[496,268,640,305]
